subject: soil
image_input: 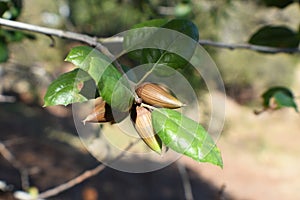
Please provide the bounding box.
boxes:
[0,102,230,200]
[1,85,300,200]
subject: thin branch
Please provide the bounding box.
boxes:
[99,36,123,43]
[216,184,227,200]
[1,18,299,58]
[176,162,194,200]
[0,18,128,76]
[0,141,30,190]
[0,18,109,57]
[0,94,16,103]
[38,139,139,199]
[198,39,300,54]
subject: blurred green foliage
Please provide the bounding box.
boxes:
[2,0,300,106]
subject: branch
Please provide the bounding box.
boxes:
[1,18,299,57]
[0,18,128,76]
[198,39,300,54]
[176,162,194,200]
[37,139,139,199]
[0,94,16,103]
[0,18,111,57]
[0,141,30,190]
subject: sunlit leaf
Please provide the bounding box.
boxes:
[65,46,134,111]
[152,108,223,167]
[249,26,299,48]
[44,69,91,106]
[65,46,101,70]
[90,57,134,112]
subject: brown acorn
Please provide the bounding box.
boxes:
[82,98,114,124]
[135,82,184,108]
[131,105,162,154]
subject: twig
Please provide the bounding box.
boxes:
[216,184,227,200]
[0,18,128,76]
[198,39,300,54]
[3,137,30,147]
[46,34,55,47]
[98,36,123,43]
[0,18,111,58]
[0,141,30,190]
[0,94,16,103]
[176,162,194,200]
[38,139,139,199]
[0,18,299,59]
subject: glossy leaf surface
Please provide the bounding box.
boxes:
[44,69,91,106]
[65,46,134,111]
[152,108,223,167]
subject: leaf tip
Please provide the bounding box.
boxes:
[217,160,224,169]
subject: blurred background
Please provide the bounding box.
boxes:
[1,0,300,199]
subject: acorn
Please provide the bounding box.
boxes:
[82,98,114,124]
[131,105,162,154]
[135,82,184,108]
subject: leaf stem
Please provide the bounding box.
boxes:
[141,102,157,110]
[135,50,168,86]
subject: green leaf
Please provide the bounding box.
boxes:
[65,46,101,70]
[90,57,134,112]
[152,108,223,167]
[121,64,138,83]
[124,19,199,71]
[124,19,168,61]
[261,86,298,112]
[162,19,199,42]
[262,0,294,8]
[132,18,168,29]
[274,91,298,111]
[65,46,134,111]
[249,26,299,48]
[44,69,91,106]
[0,38,9,63]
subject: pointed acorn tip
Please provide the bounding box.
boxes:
[153,148,162,155]
[151,144,162,155]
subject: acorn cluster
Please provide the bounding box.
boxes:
[83,82,184,154]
